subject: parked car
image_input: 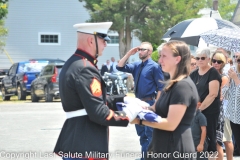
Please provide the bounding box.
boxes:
[30,63,64,102]
[0,69,7,90]
[1,59,65,101]
[29,58,65,64]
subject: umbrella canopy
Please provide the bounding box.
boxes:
[162,17,239,46]
[200,28,240,53]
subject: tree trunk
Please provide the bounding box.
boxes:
[118,28,126,59]
[213,0,218,10]
[124,0,132,58]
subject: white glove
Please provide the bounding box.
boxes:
[124,97,150,108]
[122,103,142,122]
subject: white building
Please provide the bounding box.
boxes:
[0,0,141,69]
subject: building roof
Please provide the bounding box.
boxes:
[199,8,222,19]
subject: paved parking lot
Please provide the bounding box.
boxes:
[0,101,239,160]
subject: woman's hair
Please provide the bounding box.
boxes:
[228,58,233,65]
[163,40,191,91]
[210,52,226,74]
[196,48,211,58]
[236,58,240,73]
[157,43,166,53]
[191,55,195,59]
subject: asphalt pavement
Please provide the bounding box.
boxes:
[0,101,239,160]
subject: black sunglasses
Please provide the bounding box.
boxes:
[196,57,206,61]
[138,48,149,52]
[212,59,223,64]
[237,59,240,64]
[191,63,196,66]
[233,55,239,59]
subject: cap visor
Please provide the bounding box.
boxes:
[104,36,111,42]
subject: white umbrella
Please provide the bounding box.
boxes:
[162,17,239,46]
[200,28,240,53]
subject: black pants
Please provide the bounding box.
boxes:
[230,121,240,154]
[202,112,219,152]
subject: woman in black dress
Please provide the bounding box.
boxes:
[190,48,221,160]
[131,40,199,160]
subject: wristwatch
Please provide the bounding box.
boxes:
[139,119,144,126]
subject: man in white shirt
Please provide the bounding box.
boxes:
[110,57,118,73]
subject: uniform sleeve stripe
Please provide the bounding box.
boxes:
[106,110,114,120]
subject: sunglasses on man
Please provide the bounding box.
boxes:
[138,48,149,52]
[191,63,196,66]
[233,55,238,59]
[212,59,223,64]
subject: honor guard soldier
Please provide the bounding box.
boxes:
[53,22,142,160]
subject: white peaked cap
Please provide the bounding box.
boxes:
[73,22,113,34]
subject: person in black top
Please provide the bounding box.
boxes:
[100,59,111,76]
[54,22,143,160]
[190,48,222,159]
[131,40,199,160]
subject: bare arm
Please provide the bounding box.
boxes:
[117,47,139,67]
[197,126,207,152]
[132,104,187,131]
[220,76,229,101]
[199,80,219,111]
[221,76,228,89]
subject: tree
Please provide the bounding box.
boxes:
[79,0,205,58]
[135,0,205,47]
[0,0,8,50]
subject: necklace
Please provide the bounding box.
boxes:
[196,74,203,85]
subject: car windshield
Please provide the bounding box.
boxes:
[17,61,49,73]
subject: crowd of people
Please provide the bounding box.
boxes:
[53,21,240,160]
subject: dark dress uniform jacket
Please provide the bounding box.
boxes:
[54,49,129,158]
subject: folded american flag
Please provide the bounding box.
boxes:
[116,102,161,122]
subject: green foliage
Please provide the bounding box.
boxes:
[0,1,8,50]
[137,0,205,46]
[151,50,159,63]
[79,0,237,57]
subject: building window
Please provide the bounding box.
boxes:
[38,32,61,45]
[109,36,119,44]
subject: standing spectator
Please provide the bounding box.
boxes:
[117,42,164,160]
[222,52,240,160]
[225,55,240,155]
[191,102,208,160]
[216,48,231,75]
[191,55,197,72]
[110,57,118,73]
[100,59,111,76]
[210,52,228,160]
[131,40,199,160]
[190,48,221,160]
[53,22,142,160]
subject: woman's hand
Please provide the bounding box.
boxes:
[126,47,139,56]
[228,68,238,79]
[148,104,156,112]
[196,144,204,152]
